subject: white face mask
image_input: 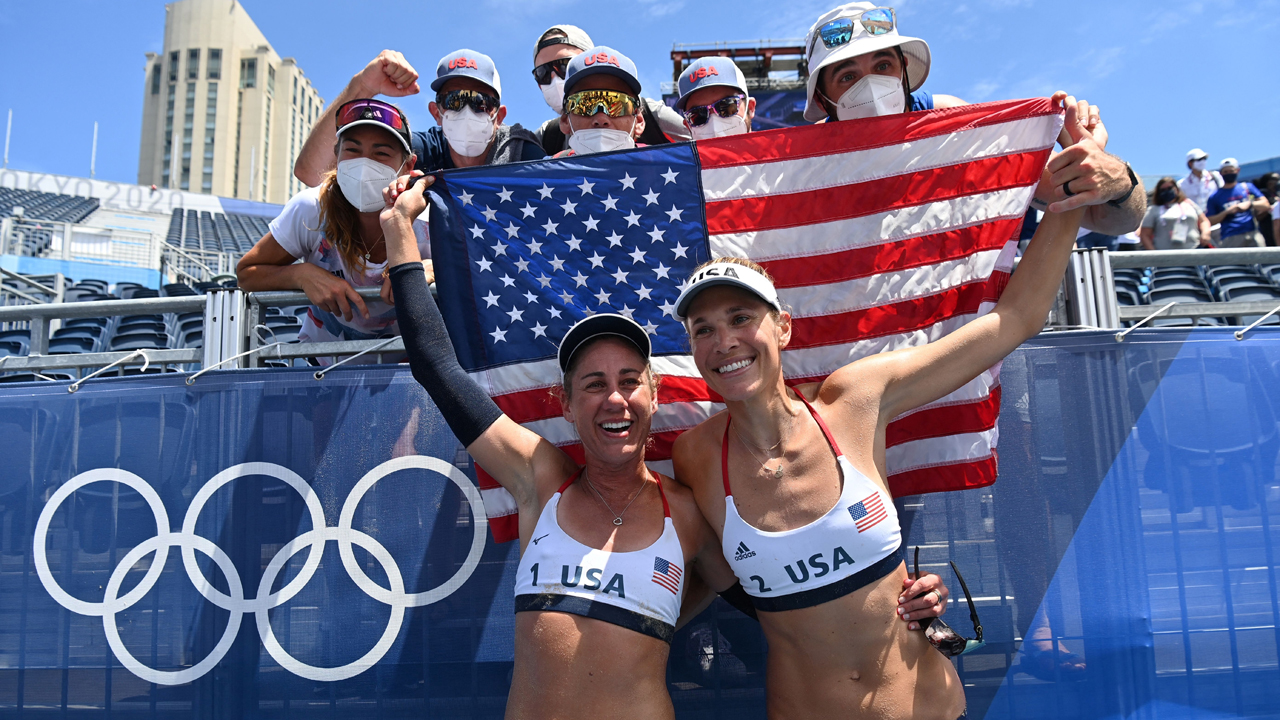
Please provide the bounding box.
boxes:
[689,112,748,140]
[832,74,906,121]
[567,126,636,155]
[1192,159,1207,172]
[336,157,402,213]
[442,108,496,158]
[540,75,566,115]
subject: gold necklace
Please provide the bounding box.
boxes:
[733,423,786,479]
[363,232,386,261]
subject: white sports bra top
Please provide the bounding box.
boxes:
[514,470,685,642]
[720,392,903,612]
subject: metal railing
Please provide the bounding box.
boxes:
[1057,247,1280,332]
[160,244,241,284]
[1,217,159,270]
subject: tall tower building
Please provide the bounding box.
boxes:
[137,0,324,204]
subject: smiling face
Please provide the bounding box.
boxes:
[684,285,792,402]
[561,337,658,465]
[336,124,408,171]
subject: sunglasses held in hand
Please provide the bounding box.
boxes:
[913,546,984,657]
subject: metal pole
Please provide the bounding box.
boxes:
[3,109,11,169]
[248,146,256,201]
[90,121,98,179]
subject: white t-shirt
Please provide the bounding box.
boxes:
[269,186,430,346]
[1179,171,1223,212]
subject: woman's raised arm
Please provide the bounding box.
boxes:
[381,175,574,508]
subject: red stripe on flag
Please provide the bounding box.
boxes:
[788,273,1008,349]
[492,375,717,424]
[696,97,1059,169]
[759,219,1021,289]
[488,512,519,543]
[887,454,998,498]
[652,574,680,594]
[885,386,1003,449]
[705,152,1048,236]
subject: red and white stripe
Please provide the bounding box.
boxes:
[854,492,889,533]
[477,98,1062,542]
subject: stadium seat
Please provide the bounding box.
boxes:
[1149,278,1209,293]
[64,317,109,330]
[269,327,301,344]
[52,326,104,349]
[264,316,301,329]
[1148,287,1212,305]
[0,372,75,384]
[48,336,96,354]
[162,283,198,297]
[179,328,203,348]
[0,341,23,358]
[109,332,171,351]
[1115,287,1141,306]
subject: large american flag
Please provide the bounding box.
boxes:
[430,97,1063,543]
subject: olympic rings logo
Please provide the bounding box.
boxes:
[33,457,488,686]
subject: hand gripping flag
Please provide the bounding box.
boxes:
[429,98,1064,542]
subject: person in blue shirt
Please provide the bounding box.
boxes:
[1205,158,1272,248]
[802,2,1146,238]
[293,49,544,188]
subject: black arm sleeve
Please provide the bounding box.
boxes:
[389,262,503,447]
[716,581,759,621]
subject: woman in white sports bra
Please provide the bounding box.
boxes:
[380,171,952,719]
[671,98,1092,719]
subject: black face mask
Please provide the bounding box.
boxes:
[1156,188,1177,205]
[1222,172,1239,184]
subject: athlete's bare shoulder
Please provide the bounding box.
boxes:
[672,409,729,488]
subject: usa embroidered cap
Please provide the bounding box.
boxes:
[802,2,930,122]
[675,262,783,320]
[558,313,652,373]
[431,49,502,97]
[534,24,594,62]
[563,45,642,96]
[675,57,749,111]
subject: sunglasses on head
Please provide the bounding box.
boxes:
[336,99,408,132]
[564,89,639,118]
[913,546,984,658]
[683,94,747,127]
[435,88,500,115]
[532,58,571,86]
[812,7,897,54]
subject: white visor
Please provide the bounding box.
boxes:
[675,262,782,319]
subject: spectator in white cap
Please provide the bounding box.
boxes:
[803,3,1146,236]
[1206,158,1271,248]
[674,57,756,139]
[1178,148,1223,212]
[531,26,690,155]
[294,49,544,187]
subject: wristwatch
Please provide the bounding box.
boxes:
[1106,163,1139,208]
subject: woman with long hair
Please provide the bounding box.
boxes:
[669,97,1093,720]
[237,99,433,361]
[1140,176,1212,250]
[376,168,952,718]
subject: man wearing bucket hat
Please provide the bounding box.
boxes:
[531,26,690,155]
[804,3,1145,235]
[673,57,757,140]
[294,48,544,187]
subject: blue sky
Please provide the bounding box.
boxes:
[1,0,1277,187]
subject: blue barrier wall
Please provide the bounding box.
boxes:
[1,328,1278,718]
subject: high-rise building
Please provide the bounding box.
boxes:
[137,0,324,204]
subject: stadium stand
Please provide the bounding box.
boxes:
[163,207,268,255]
[1113,263,1280,326]
[0,188,99,223]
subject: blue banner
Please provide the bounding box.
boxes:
[1,328,1278,718]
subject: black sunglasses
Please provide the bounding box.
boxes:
[435,89,500,115]
[532,58,571,86]
[914,546,984,657]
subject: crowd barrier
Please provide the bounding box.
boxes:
[0,327,1277,718]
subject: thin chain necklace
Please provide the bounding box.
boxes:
[734,423,787,479]
[582,471,648,526]
[363,232,386,261]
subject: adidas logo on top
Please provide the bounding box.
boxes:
[734,541,756,561]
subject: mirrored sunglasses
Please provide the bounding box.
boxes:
[913,547,984,658]
[814,7,897,53]
[435,89,500,114]
[336,99,408,132]
[682,94,746,127]
[532,58,571,86]
[564,89,639,118]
